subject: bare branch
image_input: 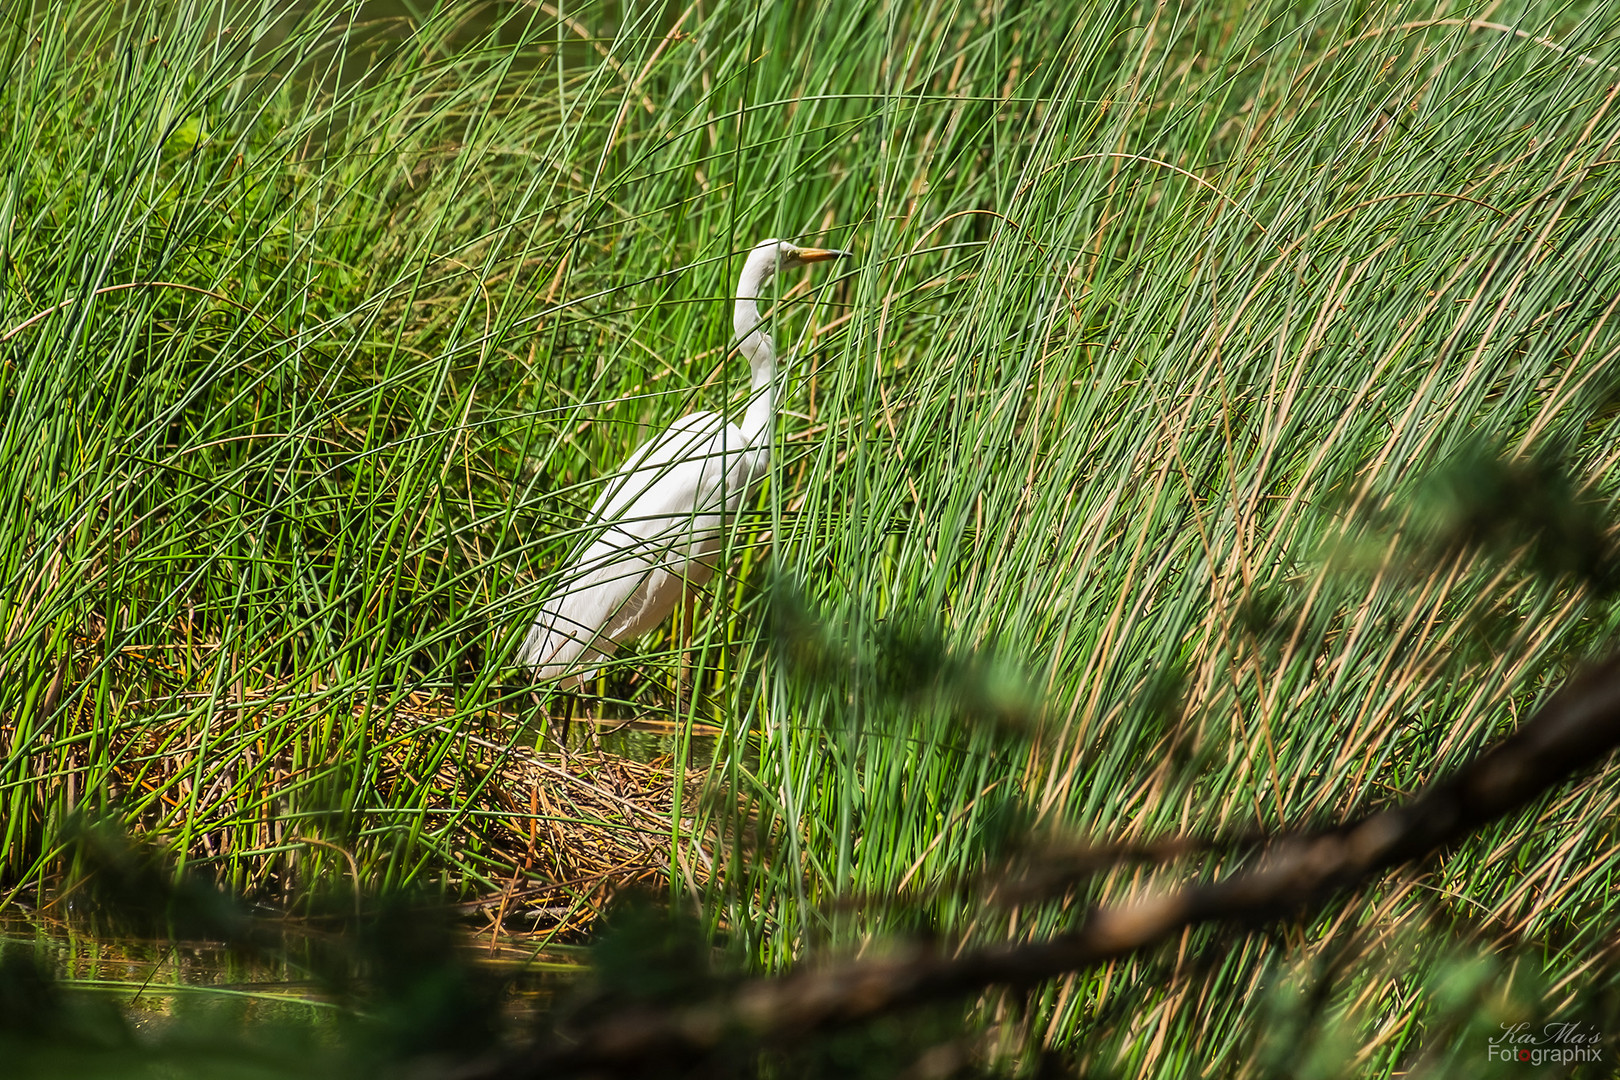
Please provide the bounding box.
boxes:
[464,653,1620,1078]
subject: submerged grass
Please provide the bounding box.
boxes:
[4,0,1620,1071]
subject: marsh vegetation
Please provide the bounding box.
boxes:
[3,0,1620,1074]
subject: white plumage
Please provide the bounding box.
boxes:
[520,238,848,689]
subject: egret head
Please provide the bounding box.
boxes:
[744,238,851,291]
[734,237,852,348]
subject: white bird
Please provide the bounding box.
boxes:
[520,238,849,689]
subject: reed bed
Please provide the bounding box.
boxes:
[7,616,704,934]
[3,0,1620,1072]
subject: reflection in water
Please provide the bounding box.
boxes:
[1,908,582,1051]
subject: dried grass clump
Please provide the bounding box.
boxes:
[6,644,710,938]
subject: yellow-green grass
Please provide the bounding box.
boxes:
[3,0,1620,1072]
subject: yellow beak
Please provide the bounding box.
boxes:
[797,247,851,262]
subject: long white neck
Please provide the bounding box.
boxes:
[734,245,782,446]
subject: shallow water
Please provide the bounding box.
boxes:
[0,907,585,1062]
[1,910,334,1031]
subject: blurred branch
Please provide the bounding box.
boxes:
[461,651,1620,1078]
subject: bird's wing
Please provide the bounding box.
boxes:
[588,411,741,536]
[521,412,748,684]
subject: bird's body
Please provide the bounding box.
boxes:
[521,239,847,689]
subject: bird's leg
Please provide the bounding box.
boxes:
[555,691,577,755]
[587,698,603,755]
[675,581,704,720]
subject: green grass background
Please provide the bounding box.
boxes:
[4,0,1620,1073]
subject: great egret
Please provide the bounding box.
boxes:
[520,238,849,689]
